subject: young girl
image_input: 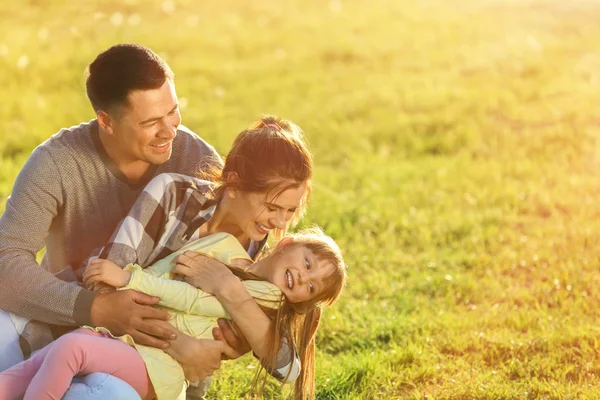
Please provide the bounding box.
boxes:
[0,228,346,400]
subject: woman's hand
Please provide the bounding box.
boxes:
[163,326,237,382]
[172,252,253,357]
[83,259,131,289]
[171,251,238,294]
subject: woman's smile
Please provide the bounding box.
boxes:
[255,222,272,235]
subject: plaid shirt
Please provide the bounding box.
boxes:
[98,173,225,267]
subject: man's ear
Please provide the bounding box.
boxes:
[97,110,114,135]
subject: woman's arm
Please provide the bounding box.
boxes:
[172,252,301,382]
[212,277,274,359]
[149,318,237,383]
[172,252,273,356]
[203,276,301,382]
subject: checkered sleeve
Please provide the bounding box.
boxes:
[268,339,301,383]
[99,173,212,268]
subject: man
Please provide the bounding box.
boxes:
[0,44,242,398]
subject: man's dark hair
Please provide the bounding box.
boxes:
[85,44,174,113]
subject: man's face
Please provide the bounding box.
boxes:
[109,79,181,165]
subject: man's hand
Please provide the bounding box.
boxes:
[165,330,237,382]
[90,289,176,348]
[213,319,251,360]
[172,251,237,294]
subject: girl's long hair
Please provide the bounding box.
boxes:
[230,227,347,399]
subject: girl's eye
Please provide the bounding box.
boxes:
[267,206,277,212]
[305,258,311,270]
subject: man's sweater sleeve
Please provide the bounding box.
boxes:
[0,147,95,326]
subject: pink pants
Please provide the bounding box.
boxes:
[0,328,151,400]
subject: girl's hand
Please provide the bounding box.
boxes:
[171,251,237,294]
[83,259,131,289]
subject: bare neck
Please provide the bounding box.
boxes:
[98,128,152,184]
[201,200,250,249]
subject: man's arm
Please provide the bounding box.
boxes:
[0,147,90,325]
[0,148,178,347]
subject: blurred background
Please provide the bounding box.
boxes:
[2,0,600,398]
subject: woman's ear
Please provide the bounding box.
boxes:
[225,172,240,199]
[226,172,240,184]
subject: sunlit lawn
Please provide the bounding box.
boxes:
[2,0,600,398]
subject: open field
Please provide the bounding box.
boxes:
[2,0,600,398]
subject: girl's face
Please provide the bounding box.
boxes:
[227,182,307,243]
[256,240,335,304]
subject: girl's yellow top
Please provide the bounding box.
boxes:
[90,232,282,400]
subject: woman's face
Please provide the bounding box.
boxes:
[228,182,307,242]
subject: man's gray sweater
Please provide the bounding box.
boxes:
[0,120,220,326]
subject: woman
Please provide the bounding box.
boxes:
[91,114,313,398]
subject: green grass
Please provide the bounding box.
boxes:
[2,0,600,398]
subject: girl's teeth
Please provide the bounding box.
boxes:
[286,271,292,288]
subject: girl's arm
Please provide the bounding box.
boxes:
[83,259,131,288]
[125,264,229,316]
[85,260,230,316]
